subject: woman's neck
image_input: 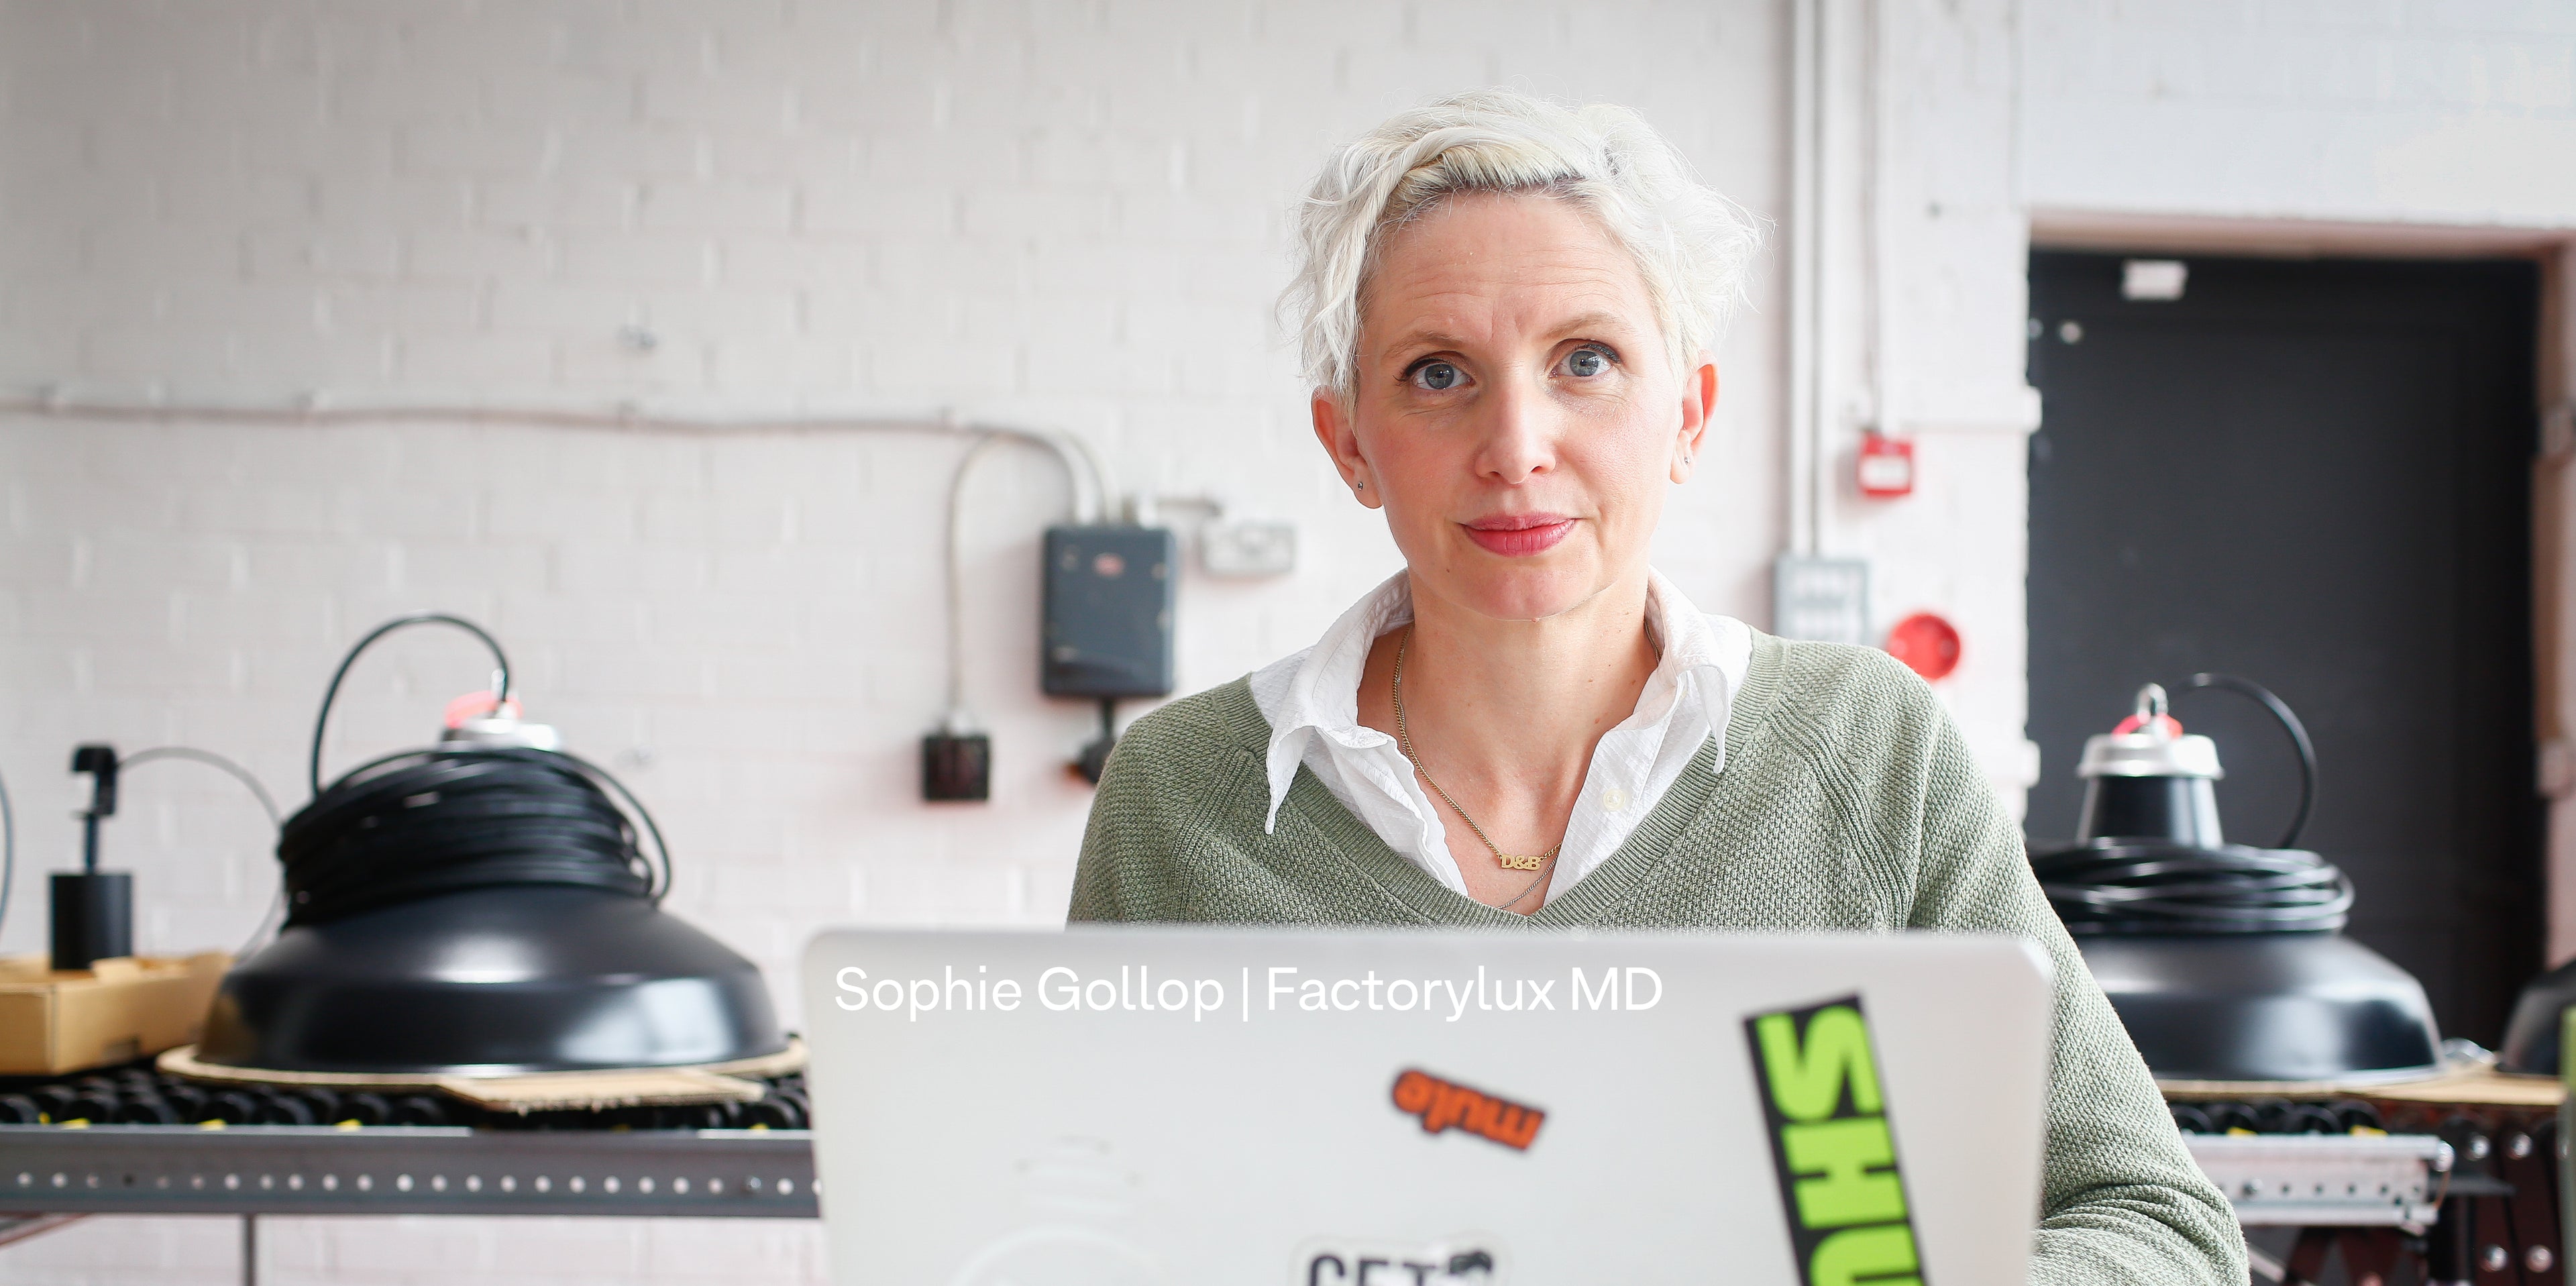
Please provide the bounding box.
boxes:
[1361,568,1660,812]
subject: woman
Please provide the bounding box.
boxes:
[1071,89,2241,1283]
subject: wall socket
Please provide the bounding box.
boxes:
[1773,555,1872,645]
[920,732,991,802]
[1201,519,1297,577]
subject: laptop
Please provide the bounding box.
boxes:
[801,927,2051,1284]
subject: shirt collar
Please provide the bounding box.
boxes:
[1248,569,1746,833]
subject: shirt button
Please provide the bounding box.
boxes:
[1601,787,1631,814]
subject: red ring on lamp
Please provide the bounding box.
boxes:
[443,691,521,729]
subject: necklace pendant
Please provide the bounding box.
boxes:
[1497,854,1546,872]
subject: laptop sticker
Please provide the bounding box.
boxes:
[1744,994,1925,1286]
[1388,1068,1546,1151]
[1297,1238,1505,1283]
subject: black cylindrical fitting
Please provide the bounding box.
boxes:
[50,871,133,971]
[2075,774,2225,846]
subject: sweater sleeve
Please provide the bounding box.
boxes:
[1067,721,1173,923]
[1900,685,2247,1285]
[1069,691,1252,923]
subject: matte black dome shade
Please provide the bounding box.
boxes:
[198,885,784,1075]
[2077,934,2440,1082]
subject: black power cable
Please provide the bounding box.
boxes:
[309,612,511,796]
[121,747,283,828]
[2179,672,2318,850]
[279,616,669,928]
[115,747,286,955]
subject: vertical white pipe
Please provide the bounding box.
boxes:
[1788,0,1822,557]
[1867,0,1896,449]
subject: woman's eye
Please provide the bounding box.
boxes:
[1411,362,1464,391]
[1561,346,1612,378]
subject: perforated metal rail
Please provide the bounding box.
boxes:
[0,1124,817,1217]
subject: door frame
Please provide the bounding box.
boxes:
[2027,209,2576,963]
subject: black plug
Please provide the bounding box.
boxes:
[1072,699,1118,786]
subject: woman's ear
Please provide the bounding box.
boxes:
[1671,355,1719,484]
[1311,389,1382,509]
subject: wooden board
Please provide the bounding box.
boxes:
[2160,1062,2565,1108]
[158,1038,806,1112]
[0,953,230,1075]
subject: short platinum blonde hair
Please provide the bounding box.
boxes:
[1283,89,1761,401]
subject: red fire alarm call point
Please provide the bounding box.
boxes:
[1857,432,1914,498]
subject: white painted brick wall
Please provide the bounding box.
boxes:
[0,2,1786,1280]
[18,1,2567,1278]
[2023,0,2576,226]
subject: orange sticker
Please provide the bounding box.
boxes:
[1389,1068,1545,1151]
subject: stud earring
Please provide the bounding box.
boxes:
[1352,478,1366,491]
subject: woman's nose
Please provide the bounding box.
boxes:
[1472,376,1557,483]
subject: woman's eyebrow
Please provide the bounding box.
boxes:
[1546,311,1628,339]
[1379,329,1472,360]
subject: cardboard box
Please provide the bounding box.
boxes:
[0,953,230,1075]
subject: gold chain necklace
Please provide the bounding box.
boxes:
[1391,627,1560,909]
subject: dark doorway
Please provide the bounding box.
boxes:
[2025,250,2542,1046]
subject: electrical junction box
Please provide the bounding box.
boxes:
[1042,525,1176,698]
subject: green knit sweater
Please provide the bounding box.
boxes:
[1069,631,2244,1285]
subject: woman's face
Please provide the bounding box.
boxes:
[1313,191,1716,625]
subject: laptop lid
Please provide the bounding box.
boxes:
[802,927,2050,1284]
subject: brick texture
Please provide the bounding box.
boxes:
[11,1,2569,1278]
[0,2,1786,1281]
[2023,0,2576,225]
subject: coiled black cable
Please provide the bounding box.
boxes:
[280,616,669,928]
[2031,840,2354,933]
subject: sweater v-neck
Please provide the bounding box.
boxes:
[1208,631,1791,928]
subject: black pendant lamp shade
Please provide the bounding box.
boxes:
[195,614,784,1075]
[198,886,779,1074]
[2076,932,2443,1083]
[2032,677,2440,1082]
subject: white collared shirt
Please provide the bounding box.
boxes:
[1245,569,1754,904]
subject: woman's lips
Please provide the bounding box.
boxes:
[1461,513,1575,556]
